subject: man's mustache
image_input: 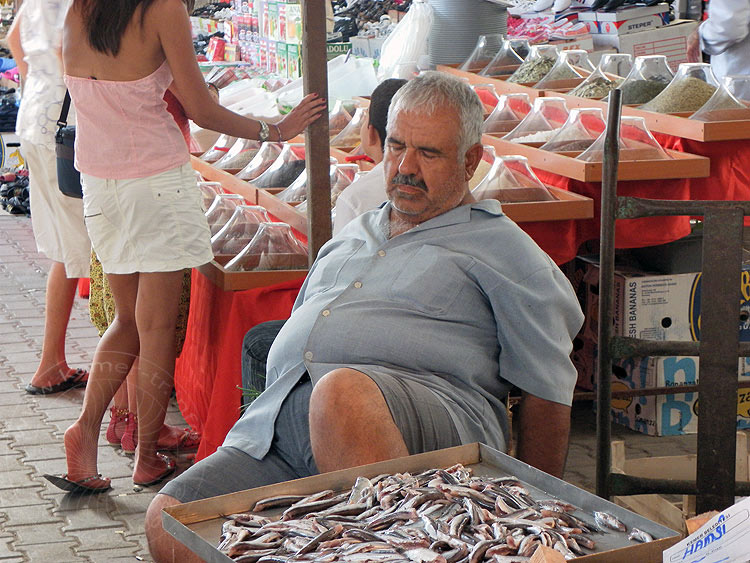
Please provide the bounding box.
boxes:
[391,174,427,191]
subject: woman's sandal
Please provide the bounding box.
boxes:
[106,406,130,446]
[133,453,176,487]
[121,413,200,454]
[44,473,111,494]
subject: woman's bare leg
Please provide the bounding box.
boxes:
[132,271,183,484]
[29,262,79,388]
[63,273,140,483]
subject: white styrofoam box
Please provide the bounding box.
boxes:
[609,356,750,436]
[592,20,699,71]
[596,13,670,36]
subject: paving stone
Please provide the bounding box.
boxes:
[1,504,63,527]
[42,405,85,422]
[2,415,50,432]
[0,341,36,354]
[0,393,29,407]
[0,486,48,509]
[7,521,72,545]
[0,440,19,456]
[13,541,81,562]
[84,547,144,563]
[7,427,58,446]
[0,535,21,560]
[58,507,124,532]
[0,332,28,344]
[14,442,66,462]
[66,527,138,552]
[0,470,37,490]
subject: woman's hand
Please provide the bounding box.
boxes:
[277,93,328,141]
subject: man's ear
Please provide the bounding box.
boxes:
[366,123,381,149]
[464,143,484,181]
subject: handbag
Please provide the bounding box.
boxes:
[55,91,83,199]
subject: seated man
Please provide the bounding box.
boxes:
[146,72,583,563]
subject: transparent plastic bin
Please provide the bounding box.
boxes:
[211,204,271,256]
[473,84,502,111]
[199,134,239,163]
[578,116,670,162]
[213,138,262,170]
[330,106,367,148]
[205,193,246,236]
[502,97,569,143]
[459,33,505,73]
[472,154,557,203]
[328,100,354,137]
[237,142,284,181]
[252,143,306,188]
[479,38,524,78]
[276,157,338,203]
[616,55,674,105]
[568,54,632,99]
[690,75,750,122]
[540,108,606,153]
[225,222,309,271]
[483,93,532,134]
[197,181,224,212]
[534,50,594,90]
[507,44,559,84]
[639,62,719,114]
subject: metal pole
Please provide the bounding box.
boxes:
[595,88,622,500]
[696,207,743,512]
[301,0,331,263]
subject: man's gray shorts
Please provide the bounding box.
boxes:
[160,369,461,503]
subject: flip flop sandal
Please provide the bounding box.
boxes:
[133,453,176,487]
[25,368,88,395]
[44,473,111,494]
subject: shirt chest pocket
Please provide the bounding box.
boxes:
[305,239,365,293]
[386,245,475,316]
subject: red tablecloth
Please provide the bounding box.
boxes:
[178,137,750,459]
[175,271,304,460]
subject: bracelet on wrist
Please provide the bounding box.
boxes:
[206,82,219,96]
[272,123,282,142]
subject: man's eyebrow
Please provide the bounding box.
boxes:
[386,136,444,156]
[386,135,404,145]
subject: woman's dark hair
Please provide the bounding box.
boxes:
[79,0,195,56]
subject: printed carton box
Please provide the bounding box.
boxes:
[287,43,301,78]
[595,13,670,36]
[592,20,699,71]
[609,355,750,436]
[276,41,288,78]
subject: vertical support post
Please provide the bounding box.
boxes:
[301,0,331,263]
[696,207,743,512]
[596,89,622,500]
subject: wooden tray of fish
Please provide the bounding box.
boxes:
[484,135,710,183]
[163,443,680,562]
[556,92,750,143]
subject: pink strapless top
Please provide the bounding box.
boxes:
[64,60,189,179]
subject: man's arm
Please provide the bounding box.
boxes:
[515,391,571,478]
[6,10,27,82]
[699,0,750,56]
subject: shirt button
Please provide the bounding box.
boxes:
[321,309,330,317]
[304,351,313,361]
[378,250,386,257]
[353,281,362,288]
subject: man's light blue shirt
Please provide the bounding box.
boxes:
[224,200,584,459]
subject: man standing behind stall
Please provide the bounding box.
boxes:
[146,72,583,563]
[688,0,750,80]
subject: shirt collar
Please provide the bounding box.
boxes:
[373,199,504,237]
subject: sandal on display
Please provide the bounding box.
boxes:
[43,473,111,494]
[25,368,88,395]
[133,453,176,487]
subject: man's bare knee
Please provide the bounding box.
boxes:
[146,494,190,563]
[310,369,380,418]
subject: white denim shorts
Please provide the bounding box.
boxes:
[81,162,213,274]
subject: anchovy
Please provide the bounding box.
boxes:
[628,527,654,543]
[594,511,627,533]
[252,495,308,513]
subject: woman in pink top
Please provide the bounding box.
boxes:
[46,0,325,493]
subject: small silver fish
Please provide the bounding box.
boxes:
[628,527,654,543]
[594,511,627,532]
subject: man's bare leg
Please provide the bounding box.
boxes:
[146,494,204,563]
[309,368,408,473]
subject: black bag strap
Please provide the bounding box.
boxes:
[57,90,71,128]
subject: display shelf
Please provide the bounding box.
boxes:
[163,443,679,563]
[196,256,307,292]
[557,92,750,142]
[191,156,258,204]
[502,186,593,222]
[484,135,710,182]
[438,64,544,99]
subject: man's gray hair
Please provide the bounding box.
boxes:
[386,71,484,155]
